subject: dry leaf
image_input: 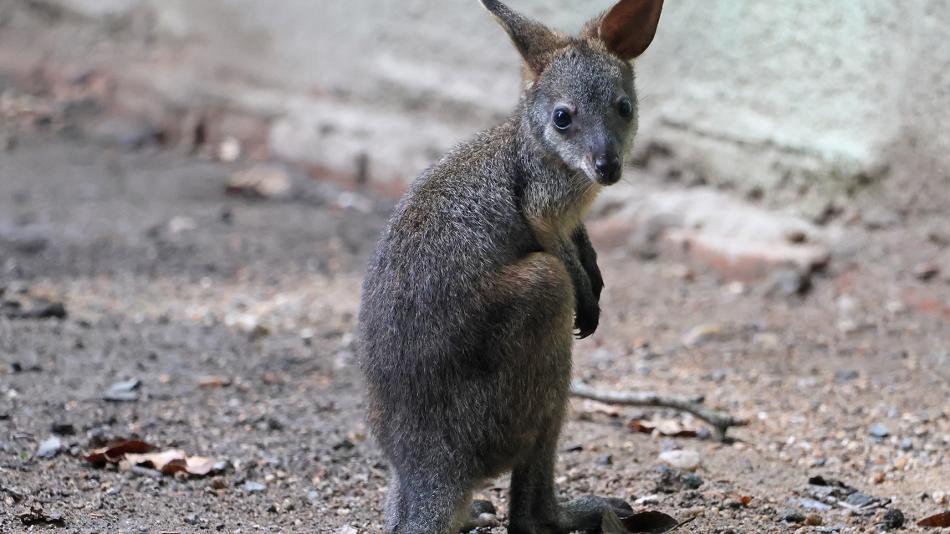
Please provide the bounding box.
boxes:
[124,449,223,476]
[198,375,232,388]
[629,418,699,438]
[917,511,950,528]
[579,399,622,418]
[84,440,221,477]
[84,439,153,467]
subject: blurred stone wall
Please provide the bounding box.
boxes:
[16,0,950,204]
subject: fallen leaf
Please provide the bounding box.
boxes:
[226,164,292,199]
[85,440,222,477]
[621,510,680,533]
[84,439,153,467]
[917,511,950,528]
[629,418,698,438]
[681,323,722,348]
[123,449,224,477]
[580,399,621,418]
[198,376,231,388]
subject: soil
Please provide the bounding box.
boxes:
[1,121,949,534]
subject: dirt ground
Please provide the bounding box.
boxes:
[1,119,949,534]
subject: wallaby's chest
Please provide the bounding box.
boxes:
[525,183,600,251]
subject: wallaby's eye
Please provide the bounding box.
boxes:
[617,97,633,120]
[552,107,572,130]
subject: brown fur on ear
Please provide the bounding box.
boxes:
[582,0,663,61]
[481,0,566,77]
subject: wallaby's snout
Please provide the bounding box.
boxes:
[594,152,622,185]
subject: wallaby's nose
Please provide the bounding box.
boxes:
[594,155,621,184]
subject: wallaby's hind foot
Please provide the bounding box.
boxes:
[560,495,633,532]
[458,500,501,531]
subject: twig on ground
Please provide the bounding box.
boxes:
[570,380,748,441]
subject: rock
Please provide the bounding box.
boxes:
[880,509,904,530]
[634,494,660,506]
[17,505,65,527]
[2,131,17,151]
[102,378,142,402]
[834,369,859,382]
[869,424,889,439]
[781,510,805,523]
[0,226,49,254]
[597,454,613,466]
[167,216,197,235]
[797,498,832,511]
[336,526,358,534]
[680,472,704,489]
[912,262,940,282]
[50,422,75,435]
[217,136,242,162]
[36,435,62,459]
[243,481,266,493]
[899,437,913,451]
[654,465,704,492]
[1,296,67,320]
[658,449,701,471]
[764,268,811,297]
[226,164,293,200]
[844,491,877,508]
[805,513,823,526]
[86,116,161,149]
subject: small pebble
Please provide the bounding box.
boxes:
[781,510,805,523]
[658,449,701,471]
[243,481,266,493]
[869,423,889,439]
[881,508,904,530]
[805,513,823,526]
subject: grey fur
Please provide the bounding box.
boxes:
[358,1,662,532]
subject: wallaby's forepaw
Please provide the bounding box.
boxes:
[560,495,633,531]
[588,267,604,302]
[574,301,600,339]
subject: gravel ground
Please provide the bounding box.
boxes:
[1,126,949,534]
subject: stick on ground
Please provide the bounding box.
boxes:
[571,380,748,441]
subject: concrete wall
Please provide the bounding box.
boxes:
[34,0,950,202]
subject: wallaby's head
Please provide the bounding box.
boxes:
[482,0,663,186]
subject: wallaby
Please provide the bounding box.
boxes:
[358,0,664,532]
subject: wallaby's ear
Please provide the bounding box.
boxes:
[582,0,663,61]
[481,0,565,77]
